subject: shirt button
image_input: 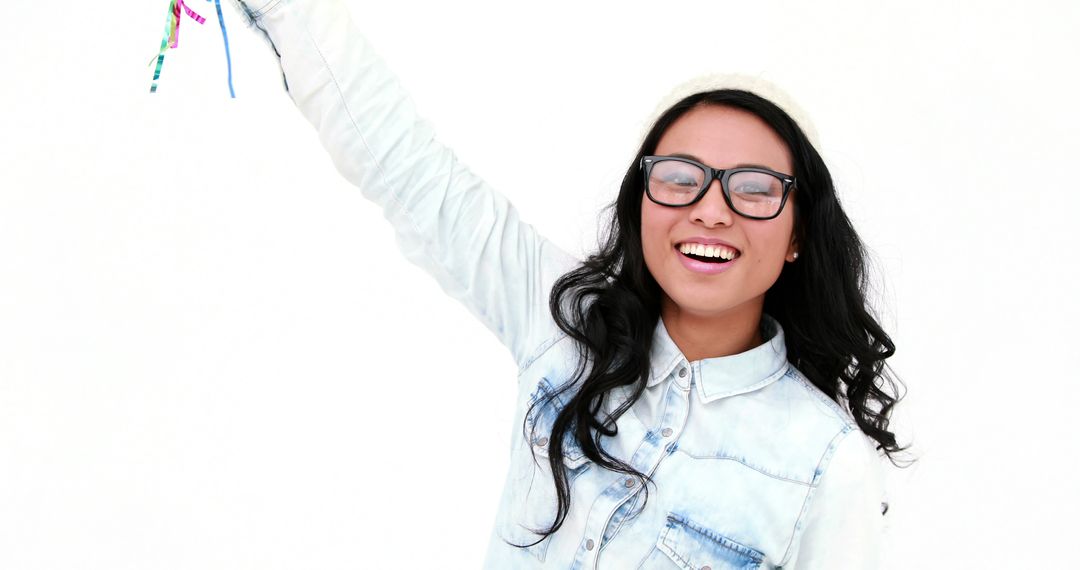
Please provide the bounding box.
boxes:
[701,566,711,570]
[661,427,673,437]
[535,437,548,447]
[678,368,687,378]
[624,477,636,488]
[585,538,595,550]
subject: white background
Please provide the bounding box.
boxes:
[2,0,1077,568]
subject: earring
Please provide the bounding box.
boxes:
[792,252,799,260]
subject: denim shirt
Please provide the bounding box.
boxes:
[231,1,888,567]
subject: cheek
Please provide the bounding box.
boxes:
[746,219,795,264]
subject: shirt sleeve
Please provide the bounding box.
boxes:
[229,0,579,368]
[788,428,887,570]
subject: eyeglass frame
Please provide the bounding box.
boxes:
[639,155,797,220]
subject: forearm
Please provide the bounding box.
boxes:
[230,0,577,366]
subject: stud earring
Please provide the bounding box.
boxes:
[792,252,799,260]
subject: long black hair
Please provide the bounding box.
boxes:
[521,88,907,544]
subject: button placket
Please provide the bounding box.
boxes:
[577,364,693,570]
[657,369,690,464]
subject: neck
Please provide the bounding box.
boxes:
[660,296,765,362]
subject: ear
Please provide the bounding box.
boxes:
[786,234,799,262]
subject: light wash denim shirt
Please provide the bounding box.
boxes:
[231,1,888,567]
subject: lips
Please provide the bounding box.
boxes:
[674,243,739,274]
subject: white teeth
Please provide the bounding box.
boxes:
[679,242,737,259]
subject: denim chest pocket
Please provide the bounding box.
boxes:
[496,377,592,561]
[637,514,771,570]
[524,376,589,467]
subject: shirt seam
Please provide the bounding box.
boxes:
[517,331,568,375]
[785,368,858,429]
[778,425,854,567]
[672,450,815,486]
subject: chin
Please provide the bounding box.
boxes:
[664,290,739,317]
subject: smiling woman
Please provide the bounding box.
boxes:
[226,0,906,567]
[642,105,799,359]
[537,87,905,568]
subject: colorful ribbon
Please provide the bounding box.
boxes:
[149,0,177,93]
[212,0,236,98]
[172,0,207,48]
[148,0,236,97]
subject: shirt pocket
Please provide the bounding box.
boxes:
[496,376,592,562]
[524,376,590,467]
[637,513,771,570]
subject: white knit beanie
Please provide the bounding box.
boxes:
[638,73,821,150]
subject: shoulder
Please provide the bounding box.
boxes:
[752,364,854,429]
[770,365,857,430]
[763,366,884,494]
[703,364,865,486]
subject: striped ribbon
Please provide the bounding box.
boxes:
[148,0,177,94]
[149,0,234,97]
[169,0,205,49]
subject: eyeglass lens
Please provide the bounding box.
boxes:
[647,160,785,218]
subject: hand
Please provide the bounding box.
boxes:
[225,0,289,91]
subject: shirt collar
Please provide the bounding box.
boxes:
[647,313,790,403]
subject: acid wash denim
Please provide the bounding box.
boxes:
[229,1,888,567]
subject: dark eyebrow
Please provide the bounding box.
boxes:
[668,153,778,172]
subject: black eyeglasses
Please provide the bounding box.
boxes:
[640,155,796,220]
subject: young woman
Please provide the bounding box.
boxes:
[229,0,904,567]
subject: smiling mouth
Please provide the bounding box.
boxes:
[675,243,741,264]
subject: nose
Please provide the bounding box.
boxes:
[688,179,735,228]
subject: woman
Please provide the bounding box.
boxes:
[229,0,904,567]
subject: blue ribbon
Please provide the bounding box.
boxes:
[211,0,236,98]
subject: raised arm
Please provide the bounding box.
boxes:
[230,0,578,368]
